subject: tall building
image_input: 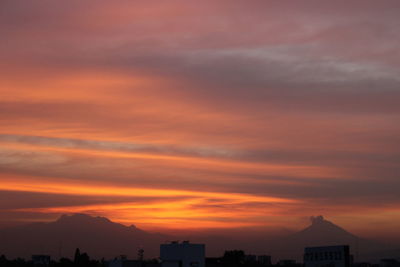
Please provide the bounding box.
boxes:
[304,245,351,267]
[160,241,205,267]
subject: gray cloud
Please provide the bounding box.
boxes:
[0,190,188,211]
[0,134,235,159]
[1,0,400,234]
[2,0,400,118]
[1,134,400,209]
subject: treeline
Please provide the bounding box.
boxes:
[0,248,115,267]
[210,250,273,267]
[0,247,163,267]
[0,248,105,267]
[0,249,299,267]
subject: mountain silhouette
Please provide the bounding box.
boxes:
[0,214,168,260]
[0,214,397,262]
[267,216,395,262]
[289,215,358,245]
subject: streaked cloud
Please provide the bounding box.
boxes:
[0,0,399,239]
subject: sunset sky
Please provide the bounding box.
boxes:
[1,0,400,241]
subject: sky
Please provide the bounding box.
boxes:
[0,0,400,241]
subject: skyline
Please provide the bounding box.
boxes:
[0,213,384,261]
[1,0,400,242]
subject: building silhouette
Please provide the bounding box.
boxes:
[160,241,205,267]
[304,245,351,267]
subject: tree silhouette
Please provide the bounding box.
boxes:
[73,248,91,267]
[222,250,246,267]
[74,248,81,264]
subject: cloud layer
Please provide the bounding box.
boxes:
[0,0,400,239]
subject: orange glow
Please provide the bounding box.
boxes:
[1,1,399,239]
[0,175,299,204]
[0,173,300,229]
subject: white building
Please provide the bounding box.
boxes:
[160,241,205,267]
[304,245,351,267]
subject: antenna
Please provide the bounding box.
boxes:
[58,241,63,260]
[355,236,359,261]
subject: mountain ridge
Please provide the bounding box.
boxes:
[0,214,397,262]
[0,213,168,260]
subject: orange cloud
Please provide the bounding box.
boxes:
[0,173,300,230]
[1,0,400,240]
